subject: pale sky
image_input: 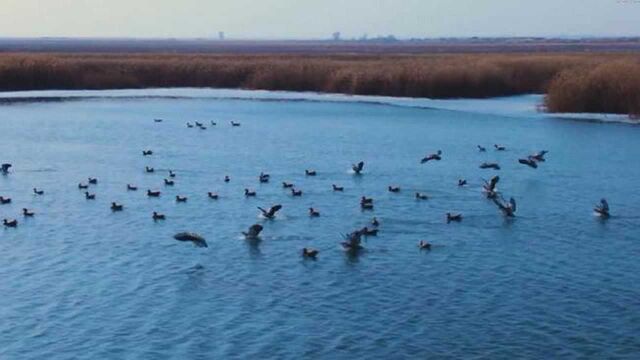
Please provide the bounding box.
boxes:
[0,0,638,39]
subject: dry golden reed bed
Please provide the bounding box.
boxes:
[0,53,638,115]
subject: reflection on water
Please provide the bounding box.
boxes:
[0,91,639,359]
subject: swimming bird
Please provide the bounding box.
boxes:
[85,192,96,200]
[479,162,501,170]
[242,224,263,239]
[88,177,98,184]
[477,145,487,152]
[388,186,400,193]
[259,172,270,183]
[493,196,517,217]
[0,196,12,204]
[169,170,176,178]
[458,179,467,187]
[33,188,44,195]
[421,150,442,163]
[446,212,462,223]
[361,196,374,205]
[147,190,161,197]
[231,121,241,127]
[142,150,153,156]
[224,175,230,183]
[332,184,344,191]
[127,184,138,191]
[594,198,610,218]
[305,169,317,176]
[371,217,379,227]
[3,219,18,227]
[483,176,500,195]
[145,166,155,173]
[110,202,124,212]
[518,157,538,169]
[244,189,256,197]
[195,121,203,127]
[199,125,207,130]
[309,207,320,217]
[282,182,294,188]
[210,121,217,126]
[78,183,89,189]
[291,188,303,197]
[154,118,163,123]
[341,231,364,252]
[418,240,431,250]
[186,122,194,128]
[302,248,319,259]
[494,144,506,151]
[352,161,365,174]
[164,178,175,186]
[1,163,12,174]
[207,192,219,199]
[415,192,428,200]
[22,208,35,217]
[175,195,188,203]
[152,211,166,221]
[257,204,282,219]
[530,150,548,162]
[173,232,208,247]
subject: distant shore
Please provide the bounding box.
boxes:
[0,51,638,116]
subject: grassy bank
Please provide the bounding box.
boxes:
[0,53,638,115]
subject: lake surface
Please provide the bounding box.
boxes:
[0,90,639,359]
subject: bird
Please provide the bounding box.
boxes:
[594,198,610,218]
[33,188,44,195]
[258,204,283,219]
[388,186,400,193]
[479,162,500,170]
[1,163,12,174]
[302,248,319,259]
[198,125,207,130]
[88,177,98,184]
[352,161,365,174]
[175,195,188,203]
[309,208,320,217]
[242,224,263,239]
[483,176,500,195]
[341,231,364,252]
[0,196,12,204]
[446,212,462,223]
[169,170,176,178]
[22,208,35,217]
[78,183,89,189]
[259,172,270,183]
[173,232,208,247]
[361,196,374,204]
[458,179,467,186]
[186,122,194,128]
[244,189,256,197]
[147,190,161,197]
[282,182,294,188]
[291,188,303,197]
[154,118,163,123]
[305,169,317,176]
[415,192,428,200]
[421,150,442,163]
[195,121,203,127]
[371,217,380,227]
[493,196,517,217]
[494,144,506,151]
[210,121,217,126]
[152,212,166,221]
[110,202,124,211]
[477,145,487,152]
[332,184,344,191]
[530,150,548,162]
[164,178,175,186]
[85,192,96,200]
[3,219,18,227]
[142,150,153,156]
[224,175,230,183]
[207,192,219,199]
[127,184,138,191]
[231,121,241,127]
[518,157,538,168]
[418,240,431,250]
[145,166,155,173]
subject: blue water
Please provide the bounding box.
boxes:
[0,92,639,359]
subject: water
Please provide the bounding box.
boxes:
[0,91,639,359]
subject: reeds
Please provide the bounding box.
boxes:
[0,53,638,114]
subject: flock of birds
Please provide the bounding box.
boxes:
[1,119,613,259]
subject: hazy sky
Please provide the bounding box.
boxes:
[0,0,638,38]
